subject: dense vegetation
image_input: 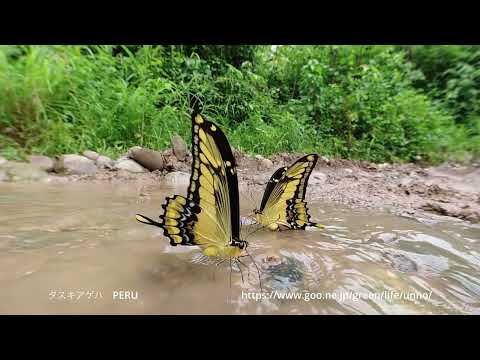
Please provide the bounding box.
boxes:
[1,45,479,163]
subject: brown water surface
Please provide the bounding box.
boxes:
[0,182,479,314]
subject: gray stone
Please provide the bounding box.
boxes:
[163,171,190,186]
[0,169,8,181]
[114,159,147,173]
[82,150,99,161]
[55,155,97,176]
[310,171,327,185]
[0,162,48,182]
[257,158,273,171]
[28,155,55,172]
[128,147,165,171]
[0,156,7,166]
[254,154,265,160]
[171,135,188,161]
[95,155,114,169]
[116,155,130,163]
[127,146,142,156]
[252,175,269,185]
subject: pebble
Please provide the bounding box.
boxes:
[82,150,99,161]
[171,135,188,161]
[55,154,97,176]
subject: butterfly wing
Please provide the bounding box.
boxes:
[258,166,288,212]
[136,112,241,257]
[256,154,321,230]
[187,112,241,256]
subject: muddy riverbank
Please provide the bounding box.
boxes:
[3,148,479,224]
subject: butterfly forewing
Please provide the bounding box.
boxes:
[256,154,319,229]
[136,112,241,257]
[188,114,240,250]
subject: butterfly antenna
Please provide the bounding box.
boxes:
[229,258,233,290]
[235,258,245,283]
[246,248,263,293]
[237,257,250,283]
[246,186,259,209]
[216,258,228,266]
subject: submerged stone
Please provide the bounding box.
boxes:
[0,161,48,182]
[28,155,55,172]
[163,171,190,186]
[257,158,273,171]
[383,252,418,273]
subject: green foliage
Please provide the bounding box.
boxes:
[403,45,480,131]
[0,45,477,163]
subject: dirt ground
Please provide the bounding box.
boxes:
[48,150,480,224]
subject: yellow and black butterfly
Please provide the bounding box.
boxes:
[136,111,249,261]
[253,154,323,231]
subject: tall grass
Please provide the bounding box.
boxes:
[0,45,477,163]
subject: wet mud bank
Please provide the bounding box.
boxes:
[3,148,477,224]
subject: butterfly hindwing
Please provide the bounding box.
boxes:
[286,199,322,229]
[159,195,200,246]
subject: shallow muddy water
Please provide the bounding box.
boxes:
[0,182,479,314]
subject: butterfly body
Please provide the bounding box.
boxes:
[136,112,247,260]
[254,154,323,231]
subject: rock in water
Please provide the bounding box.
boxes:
[257,158,273,171]
[171,135,187,161]
[163,171,190,186]
[310,171,327,185]
[55,155,97,176]
[28,155,55,172]
[82,150,99,161]
[383,252,418,273]
[0,162,48,181]
[114,159,148,173]
[0,169,8,181]
[128,147,165,171]
[96,155,114,169]
[320,156,330,164]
